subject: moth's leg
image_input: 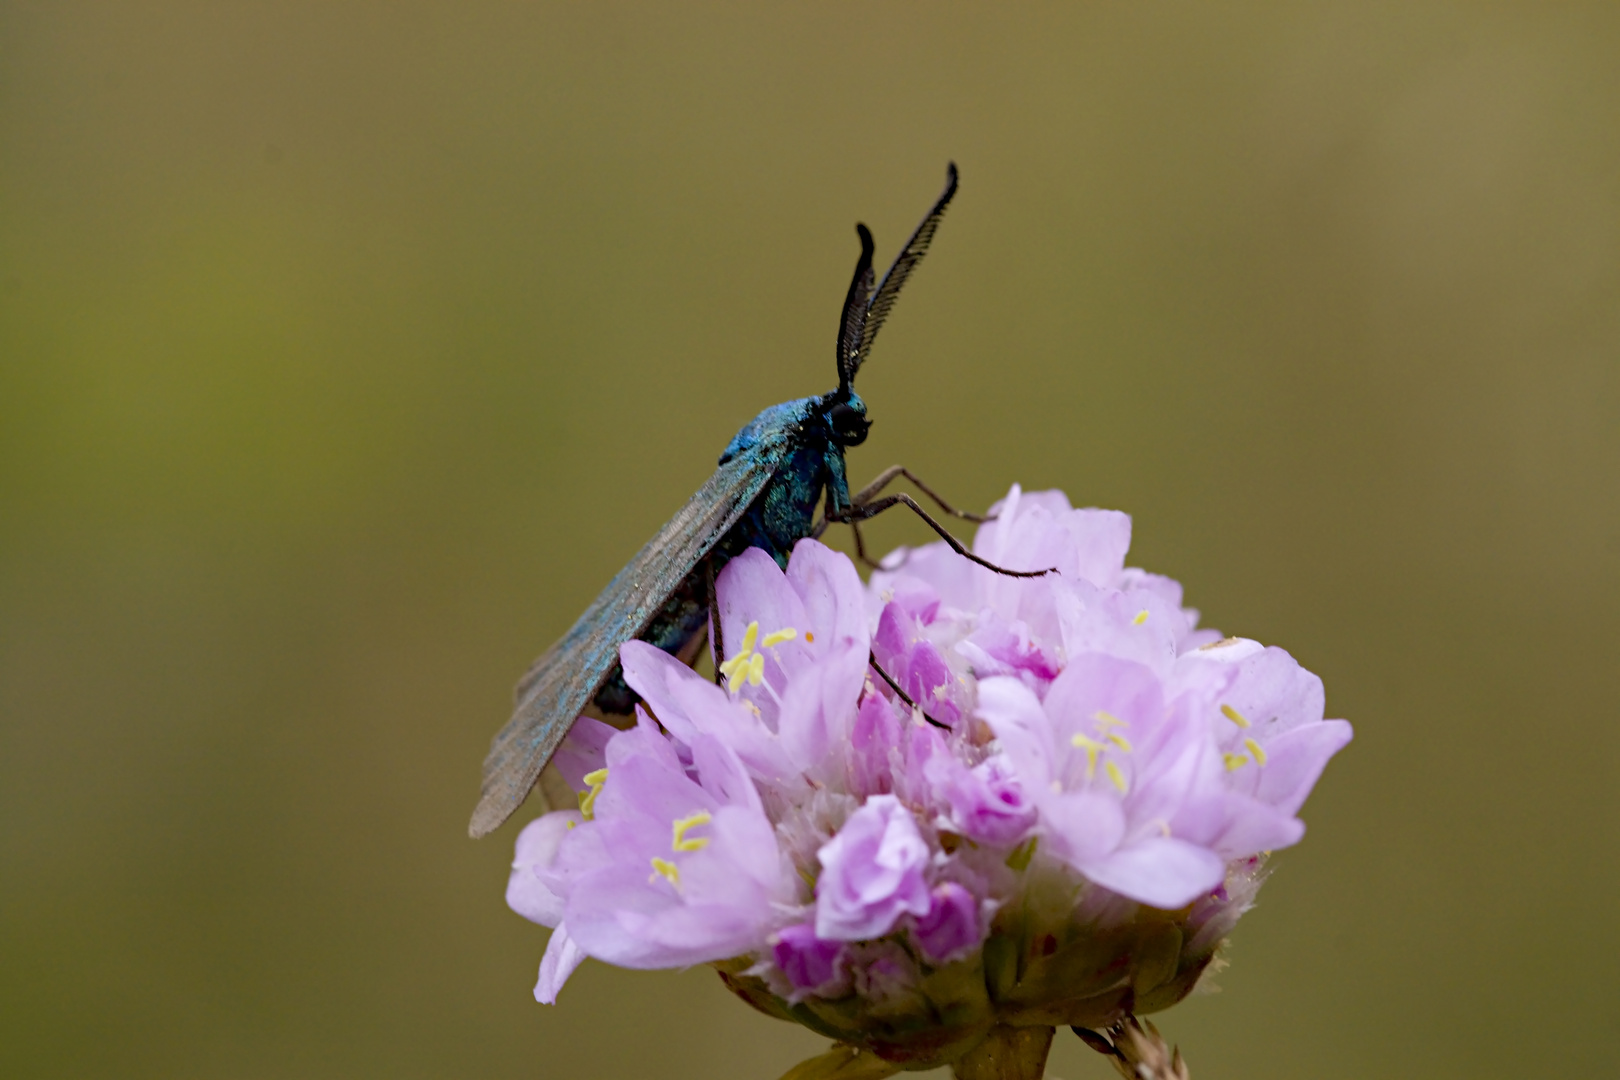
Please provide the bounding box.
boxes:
[851,518,882,571]
[839,494,1055,579]
[706,556,726,684]
[868,652,948,730]
[813,490,894,572]
[821,509,902,573]
[852,465,993,522]
[810,486,840,541]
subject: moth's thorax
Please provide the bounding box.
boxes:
[718,396,819,465]
[718,392,863,465]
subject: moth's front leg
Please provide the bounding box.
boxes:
[849,464,994,522]
[837,465,999,571]
[839,493,1055,579]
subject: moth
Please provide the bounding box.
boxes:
[470,164,1047,837]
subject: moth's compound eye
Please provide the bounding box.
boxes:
[828,401,870,446]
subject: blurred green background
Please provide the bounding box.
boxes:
[3,3,1617,1077]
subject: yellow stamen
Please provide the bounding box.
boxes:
[718,621,761,690]
[746,651,765,686]
[1106,732,1134,752]
[1105,760,1128,793]
[1220,704,1251,729]
[1244,737,1268,766]
[1071,733,1102,779]
[761,627,798,648]
[1093,710,1128,728]
[671,811,712,852]
[1224,753,1250,771]
[649,857,680,887]
[1132,609,1150,625]
[804,631,815,643]
[578,767,609,820]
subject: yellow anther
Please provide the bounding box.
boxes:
[671,811,712,852]
[1132,609,1150,625]
[746,651,765,686]
[804,631,815,643]
[1220,704,1251,729]
[719,621,761,691]
[1224,753,1250,771]
[649,857,680,887]
[761,627,798,648]
[1244,737,1268,766]
[1106,732,1134,752]
[1071,733,1102,779]
[578,767,609,820]
[1105,760,1128,793]
[1093,711,1128,728]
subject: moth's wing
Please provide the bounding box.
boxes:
[468,445,784,837]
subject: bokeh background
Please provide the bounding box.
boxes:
[3,3,1617,1077]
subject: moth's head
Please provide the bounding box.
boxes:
[821,390,870,447]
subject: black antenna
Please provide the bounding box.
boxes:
[836,224,876,394]
[847,162,959,383]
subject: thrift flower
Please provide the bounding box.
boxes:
[912,882,983,963]
[814,794,932,940]
[504,487,1351,1077]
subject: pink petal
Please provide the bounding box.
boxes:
[1081,837,1227,910]
[1254,719,1353,816]
[507,811,581,927]
[534,924,587,1004]
[715,547,808,662]
[974,676,1054,791]
[787,539,870,652]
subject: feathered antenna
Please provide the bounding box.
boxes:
[836,224,875,394]
[836,163,960,392]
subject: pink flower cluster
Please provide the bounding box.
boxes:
[507,486,1351,1009]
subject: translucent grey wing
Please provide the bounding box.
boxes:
[468,446,784,837]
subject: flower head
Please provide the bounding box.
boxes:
[505,488,1351,1071]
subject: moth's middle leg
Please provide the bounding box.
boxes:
[814,464,1000,570]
